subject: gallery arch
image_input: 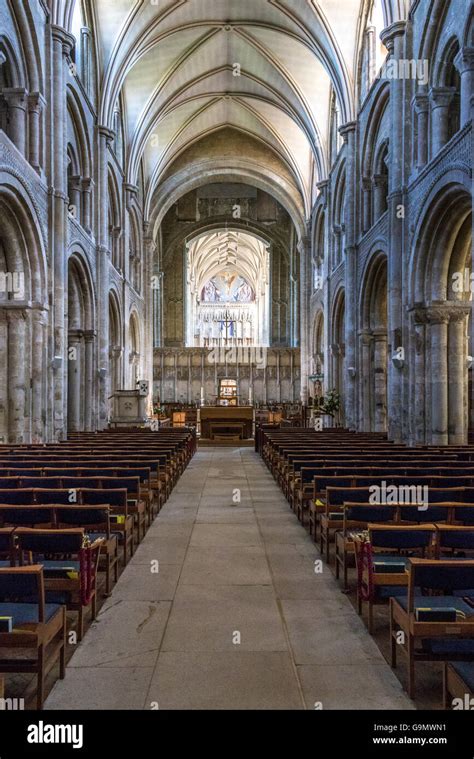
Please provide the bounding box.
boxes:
[129,310,140,386]
[108,291,122,407]
[331,289,346,419]
[0,178,47,444]
[409,179,472,445]
[359,253,388,432]
[0,0,471,443]
[67,254,95,432]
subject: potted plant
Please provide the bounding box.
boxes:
[318,389,341,426]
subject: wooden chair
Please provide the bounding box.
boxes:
[16,528,103,642]
[56,505,118,596]
[390,559,474,698]
[335,504,397,590]
[443,662,474,709]
[354,525,437,633]
[81,489,134,565]
[0,565,66,709]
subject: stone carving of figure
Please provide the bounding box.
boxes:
[235,280,253,302]
[203,279,218,302]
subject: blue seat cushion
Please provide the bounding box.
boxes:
[0,601,62,626]
[393,595,474,617]
[421,639,474,656]
[376,585,409,599]
[450,662,474,691]
[40,560,80,569]
[89,532,117,544]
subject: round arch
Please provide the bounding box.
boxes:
[409,174,472,445]
[359,250,388,432]
[0,173,48,443]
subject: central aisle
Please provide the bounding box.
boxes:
[46,447,412,710]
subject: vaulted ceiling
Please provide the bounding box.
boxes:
[187,229,269,297]
[72,0,392,222]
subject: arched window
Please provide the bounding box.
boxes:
[358,0,388,104]
[108,171,122,271]
[372,141,389,220]
[0,39,27,156]
[113,100,124,167]
[329,90,342,165]
[67,145,82,224]
[443,42,461,140]
[129,210,142,294]
[71,0,92,97]
[313,210,325,291]
[333,173,345,269]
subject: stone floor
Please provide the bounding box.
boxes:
[45,447,413,710]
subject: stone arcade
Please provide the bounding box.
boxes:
[0,0,473,717]
[0,0,471,443]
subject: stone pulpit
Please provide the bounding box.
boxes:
[109,387,149,427]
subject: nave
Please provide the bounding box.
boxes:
[43,447,411,711]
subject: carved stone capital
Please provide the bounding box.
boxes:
[413,93,429,114]
[454,47,474,75]
[380,21,407,53]
[412,302,471,325]
[2,87,28,110]
[429,86,456,109]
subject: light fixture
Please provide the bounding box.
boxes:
[98,368,107,379]
[51,356,62,370]
[347,366,356,378]
[391,353,405,370]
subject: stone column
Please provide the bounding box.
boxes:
[381,21,407,443]
[430,86,456,155]
[429,309,450,446]
[333,225,342,266]
[297,235,311,405]
[373,332,388,432]
[410,309,428,445]
[373,174,388,220]
[31,309,47,442]
[0,311,8,443]
[27,92,45,173]
[359,331,372,431]
[144,228,157,414]
[67,330,83,432]
[81,178,93,234]
[68,176,82,222]
[414,93,429,169]
[3,88,28,155]
[84,330,96,430]
[362,177,371,233]
[454,47,474,127]
[339,121,357,429]
[80,27,91,96]
[448,308,470,444]
[51,26,75,441]
[97,125,115,428]
[7,310,27,443]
